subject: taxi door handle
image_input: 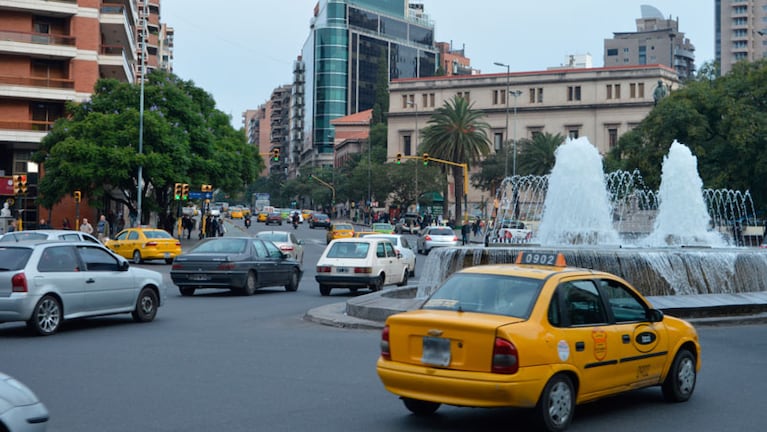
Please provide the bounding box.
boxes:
[622,334,631,343]
[575,341,585,351]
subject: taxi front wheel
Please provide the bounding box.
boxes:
[662,349,696,402]
[402,397,440,416]
[535,374,574,432]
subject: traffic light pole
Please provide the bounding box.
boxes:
[392,155,469,224]
[309,175,335,214]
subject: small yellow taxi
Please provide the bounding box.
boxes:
[229,206,244,219]
[326,223,354,244]
[105,227,182,264]
[376,251,700,432]
[301,209,313,221]
[256,211,269,223]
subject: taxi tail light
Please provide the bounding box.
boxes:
[492,337,519,374]
[217,263,235,270]
[354,267,372,274]
[145,241,158,247]
[380,325,391,360]
[317,266,331,273]
[12,272,28,293]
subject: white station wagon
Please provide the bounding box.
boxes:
[315,238,409,296]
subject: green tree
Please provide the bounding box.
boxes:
[33,71,261,223]
[516,132,565,175]
[420,96,492,224]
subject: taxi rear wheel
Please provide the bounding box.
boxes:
[662,349,696,402]
[132,250,143,264]
[535,374,574,432]
[402,397,440,416]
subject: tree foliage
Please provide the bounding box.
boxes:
[33,71,261,222]
[420,96,492,223]
[606,59,767,211]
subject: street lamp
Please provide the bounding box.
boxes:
[406,100,419,212]
[493,62,510,177]
[510,89,522,178]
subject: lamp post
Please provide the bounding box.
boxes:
[407,100,419,213]
[510,89,522,178]
[137,4,147,226]
[493,62,510,178]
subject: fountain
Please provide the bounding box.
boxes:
[414,137,767,299]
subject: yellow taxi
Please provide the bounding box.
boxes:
[105,227,182,264]
[326,222,354,244]
[256,211,269,223]
[229,206,244,219]
[301,209,313,221]
[376,251,700,431]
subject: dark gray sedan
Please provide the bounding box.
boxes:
[170,237,302,296]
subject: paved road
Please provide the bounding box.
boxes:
[2,219,766,431]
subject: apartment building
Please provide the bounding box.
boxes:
[717,0,767,74]
[0,0,171,230]
[387,64,680,217]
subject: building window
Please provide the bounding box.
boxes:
[608,128,618,149]
[637,82,645,98]
[402,94,415,109]
[402,95,408,109]
[530,128,543,138]
[614,84,621,99]
[457,91,470,103]
[403,135,412,156]
[630,83,636,98]
[568,128,579,139]
[528,87,543,103]
[606,84,613,99]
[567,86,581,101]
[607,48,618,56]
[494,132,504,151]
[429,93,435,107]
[493,89,506,105]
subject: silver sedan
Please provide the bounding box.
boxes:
[416,226,460,255]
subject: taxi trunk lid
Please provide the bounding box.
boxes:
[386,310,524,372]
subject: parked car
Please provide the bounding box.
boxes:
[0,371,49,431]
[395,213,421,234]
[490,219,533,244]
[371,223,395,234]
[256,231,304,264]
[326,223,355,244]
[377,251,700,431]
[308,213,331,229]
[0,240,165,336]
[265,212,283,226]
[170,237,302,296]
[0,229,100,244]
[105,227,181,264]
[365,234,416,277]
[315,238,409,296]
[416,226,460,255]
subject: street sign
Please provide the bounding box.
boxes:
[188,191,213,199]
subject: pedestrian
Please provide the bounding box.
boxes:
[461,223,470,245]
[182,215,193,239]
[38,218,52,229]
[472,219,479,237]
[62,217,71,230]
[7,219,16,233]
[96,215,110,242]
[80,218,93,234]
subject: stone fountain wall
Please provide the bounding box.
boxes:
[415,246,767,299]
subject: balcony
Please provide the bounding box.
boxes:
[0,119,52,143]
[0,0,77,16]
[0,75,76,102]
[0,30,76,59]
[100,4,137,61]
[99,45,134,83]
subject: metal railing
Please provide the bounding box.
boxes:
[0,30,75,46]
[0,75,74,89]
[0,120,55,132]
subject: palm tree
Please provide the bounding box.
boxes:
[420,96,492,224]
[516,132,565,175]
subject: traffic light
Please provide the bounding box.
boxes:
[422,153,429,166]
[20,175,27,194]
[173,183,182,200]
[201,184,212,193]
[181,183,190,200]
[13,175,27,195]
[74,190,81,203]
[396,153,402,164]
[272,148,280,161]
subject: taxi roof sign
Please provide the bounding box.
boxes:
[515,251,567,267]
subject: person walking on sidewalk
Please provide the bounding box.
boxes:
[461,223,470,245]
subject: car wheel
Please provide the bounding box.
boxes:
[397,269,408,287]
[662,349,696,402]
[165,258,173,264]
[285,269,300,292]
[402,397,440,416]
[240,271,257,296]
[132,250,143,264]
[132,288,158,322]
[27,295,62,336]
[319,284,331,296]
[424,247,430,256]
[179,287,195,296]
[370,275,384,292]
[535,374,575,432]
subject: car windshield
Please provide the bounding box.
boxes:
[334,224,353,231]
[423,273,541,318]
[314,214,329,220]
[373,224,392,229]
[257,232,288,242]
[0,246,33,270]
[326,242,369,259]
[190,238,248,254]
[143,230,173,239]
[0,232,48,242]
[429,228,454,236]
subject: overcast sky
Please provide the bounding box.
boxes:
[162,0,715,128]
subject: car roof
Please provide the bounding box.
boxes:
[331,237,391,244]
[459,263,608,281]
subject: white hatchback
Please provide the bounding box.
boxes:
[315,238,409,296]
[364,234,416,277]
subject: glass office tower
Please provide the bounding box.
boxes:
[298,0,436,168]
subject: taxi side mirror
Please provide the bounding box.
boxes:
[646,308,664,323]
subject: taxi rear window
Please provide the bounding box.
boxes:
[423,273,541,318]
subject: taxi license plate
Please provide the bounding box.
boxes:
[164,252,170,258]
[422,336,451,367]
[336,267,350,273]
[189,274,210,281]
